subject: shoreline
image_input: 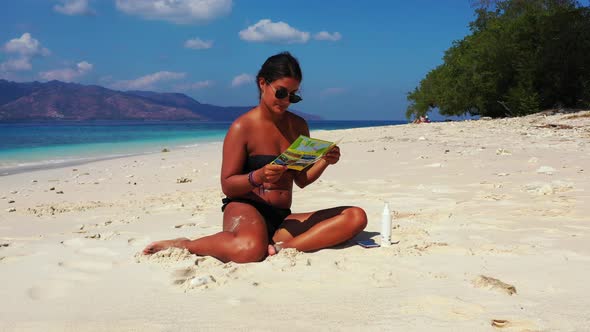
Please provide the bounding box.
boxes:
[0,136,226,176]
[1,112,589,331]
[0,122,403,177]
[0,138,226,177]
[0,151,151,177]
[0,120,403,176]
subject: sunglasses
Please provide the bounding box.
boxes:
[266,81,302,104]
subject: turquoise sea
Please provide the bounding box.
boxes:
[0,120,404,175]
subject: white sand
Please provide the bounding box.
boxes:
[1,111,589,331]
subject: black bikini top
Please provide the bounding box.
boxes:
[243,155,278,173]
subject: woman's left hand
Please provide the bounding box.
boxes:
[322,145,340,165]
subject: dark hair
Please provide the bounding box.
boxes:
[256,51,302,99]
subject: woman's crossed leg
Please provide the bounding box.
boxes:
[143,201,270,263]
[269,206,367,255]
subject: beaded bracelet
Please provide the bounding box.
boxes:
[248,171,262,187]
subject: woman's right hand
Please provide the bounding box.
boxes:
[257,164,288,184]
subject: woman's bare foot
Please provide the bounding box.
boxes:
[267,241,283,256]
[143,237,190,255]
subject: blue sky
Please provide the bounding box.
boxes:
[0,0,481,120]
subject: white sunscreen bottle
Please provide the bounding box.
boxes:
[381,202,392,246]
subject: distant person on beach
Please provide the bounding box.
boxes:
[143,52,368,263]
[413,115,431,124]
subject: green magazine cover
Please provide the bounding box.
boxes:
[271,135,341,171]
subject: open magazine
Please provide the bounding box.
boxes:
[271,135,341,171]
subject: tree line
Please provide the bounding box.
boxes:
[407,0,590,119]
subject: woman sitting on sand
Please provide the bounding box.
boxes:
[143,52,367,263]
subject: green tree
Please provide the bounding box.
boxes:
[407,0,590,120]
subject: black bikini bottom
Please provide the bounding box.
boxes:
[221,198,292,241]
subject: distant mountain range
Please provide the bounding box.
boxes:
[0,79,321,122]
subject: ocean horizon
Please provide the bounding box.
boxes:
[0,120,405,175]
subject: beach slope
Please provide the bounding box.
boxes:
[1,111,589,331]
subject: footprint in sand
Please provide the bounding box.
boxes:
[53,241,119,290]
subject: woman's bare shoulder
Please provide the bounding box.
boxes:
[229,108,257,132]
[286,111,309,133]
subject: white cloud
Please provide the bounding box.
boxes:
[76,61,93,72]
[39,61,93,82]
[321,87,346,96]
[54,0,96,16]
[1,33,51,73]
[176,80,214,91]
[0,32,51,72]
[314,31,342,41]
[0,57,33,71]
[3,33,50,57]
[184,37,213,50]
[231,73,253,87]
[112,71,186,90]
[239,19,310,44]
[115,0,232,24]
